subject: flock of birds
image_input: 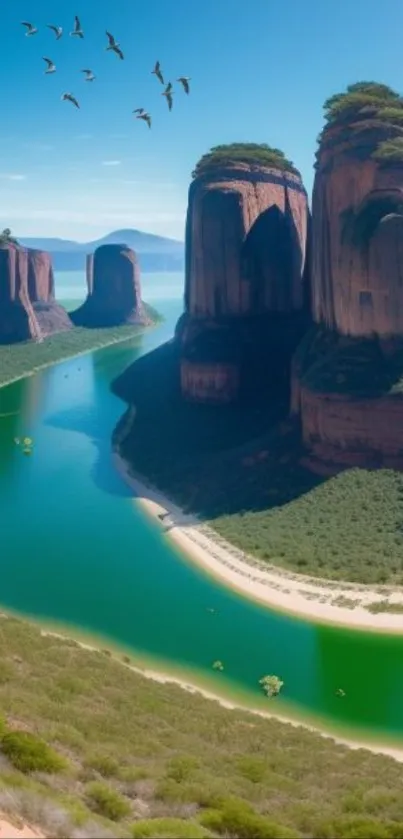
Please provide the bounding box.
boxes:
[21,17,191,127]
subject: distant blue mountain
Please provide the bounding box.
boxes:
[19,228,185,273]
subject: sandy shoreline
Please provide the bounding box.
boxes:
[38,624,403,764]
[112,451,403,634]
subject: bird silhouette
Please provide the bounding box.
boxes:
[105,32,124,59]
[42,57,56,74]
[162,84,173,111]
[47,24,62,40]
[70,16,84,38]
[136,112,151,129]
[133,108,145,115]
[152,61,164,85]
[21,21,38,36]
[177,76,191,94]
[61,93,80,109]
[82,69,96,81]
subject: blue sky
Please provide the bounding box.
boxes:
[2,0,403,242]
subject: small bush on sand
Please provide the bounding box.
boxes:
[1,732,66,774]
[85,781,131,821]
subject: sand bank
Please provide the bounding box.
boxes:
[0,816,43,838]
[113,451,403,634]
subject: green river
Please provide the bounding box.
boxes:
[1,297,403,751]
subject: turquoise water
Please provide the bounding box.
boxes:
[1,292,403,748]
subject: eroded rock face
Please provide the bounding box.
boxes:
[185,162,309,317]
[179,161,310,403]
[0,244,41,343]
[71,244,147,327]
[26,248,73,337]
[312,121,403,337]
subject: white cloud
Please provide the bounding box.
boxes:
[101,160,121,166]
[0,173,26,181]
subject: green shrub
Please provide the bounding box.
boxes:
[1,731,66,773]
[166,755,199,783]
[84,753,120,778]
[192,143,298,178]
[312,815,403,838]
[131,817,209,838]
[199,797,300,838]
[236,756,267,783]
[85,781,131,821]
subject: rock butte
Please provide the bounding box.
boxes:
[71,243,149,328]
[292,87,403,466]
[0,243,72,343]
[177,158,310,404]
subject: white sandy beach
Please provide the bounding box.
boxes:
[113,451,403,634]
[0,816,43,838]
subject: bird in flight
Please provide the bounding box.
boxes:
[133,108,145,115]
[105,32,124,59]
[47,24,62,40]
[61,93,80,109]
[162,83,173,111]
[21,21,38,36]
[70,16,84,38]
[177,76,191,94]
[82,69,96,81]
[152,61,164,85]
[43,57,56,74]
[136,112,151,129]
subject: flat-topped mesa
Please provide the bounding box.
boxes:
[312,81,403,337]
[0,243,42,343]
[71,244,148,328]
[185,143,309,318]
[26,248,73,337]
[178,143,310,404]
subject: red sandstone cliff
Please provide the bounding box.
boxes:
[185,162,309,318]
[26,248,73,337]
[0,244,42,343]
[179,158,310,404]
[71,244,147,328]
[312,120,403,337]
[293,86,403,467]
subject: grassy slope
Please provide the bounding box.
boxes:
[113,343,403,586]
[0,615,402,839]
[0,303,160,389]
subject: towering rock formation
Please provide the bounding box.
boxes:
[0,243,72,343]
[292,82,403,466]
[26,248,73,337]
[0,244,42,343]
[71,244,148,328]
[178,143,310,404]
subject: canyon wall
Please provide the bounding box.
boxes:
[26,248,73,337]
[179,155,310,403]
[71,244,148,328]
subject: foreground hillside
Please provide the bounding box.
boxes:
[0,615,402,838]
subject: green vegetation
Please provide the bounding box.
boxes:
[1,731,66,774]
[319,80,403,164]
[86,781,132,821]
[0,302,159,389]
[0,615,403,837]
[259,675,284,698]
[192,143,298,179]
[113,339,403,584]
[0,228,19,246]
[323,81,403,125]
